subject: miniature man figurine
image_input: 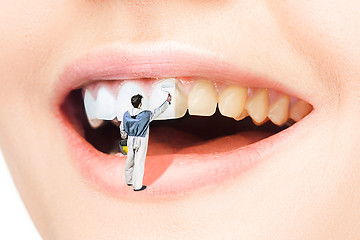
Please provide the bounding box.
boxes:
[120,94,171,191]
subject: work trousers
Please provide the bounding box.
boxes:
[124,134,149,190]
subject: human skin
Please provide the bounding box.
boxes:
[1,0,360,239]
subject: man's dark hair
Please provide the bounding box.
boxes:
[131,94,143,108]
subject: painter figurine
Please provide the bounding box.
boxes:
[120,93,172,191]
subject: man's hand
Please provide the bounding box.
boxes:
[119,121,128,139]
[167,93,172,103]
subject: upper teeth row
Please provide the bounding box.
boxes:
[82,78,312,128]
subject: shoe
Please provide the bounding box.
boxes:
[127,183,132,186]
[133,186,147,191]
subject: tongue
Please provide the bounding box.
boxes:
[147,110,283,155]
[148,126,274,155]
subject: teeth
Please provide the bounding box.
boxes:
[115,82,148,121]
[268,95,290,126]
[83,90,104,128]
[89,119,104,128]
[84,90,97,120]
[218,86,247,119]
[290,100,313,122]
[188,80,217,116]
[234,110,249,121]
[82,79,312,128]
[245,88,269,124]
[95,87,116,120]
[149,79,187,120]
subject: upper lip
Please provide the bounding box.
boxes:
[54,42,311,108]
[54,42,315,199]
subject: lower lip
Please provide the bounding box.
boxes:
[56,107,304,200]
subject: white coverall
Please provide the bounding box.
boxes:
[120,101,169,190]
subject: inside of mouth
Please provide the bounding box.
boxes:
[62,89,291,155]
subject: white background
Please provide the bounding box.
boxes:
[0,149,41,239]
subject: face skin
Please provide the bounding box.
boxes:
[1,0,360,239]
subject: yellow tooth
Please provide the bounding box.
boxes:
[218,86,247,119]
[235,110,248,121]
[290,100,313,122]
[174,82,188,118]
[253,117,268,126]
[188,80,217,116]
[245,88,269,124]
[268,95,290,126]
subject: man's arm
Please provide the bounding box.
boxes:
[150,94,172,122]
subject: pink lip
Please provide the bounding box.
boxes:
[54,43,311,200]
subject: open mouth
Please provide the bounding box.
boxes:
[55,45,314,198]
[62,78,312,156]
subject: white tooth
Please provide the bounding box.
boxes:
[89,119,104,128]
[188,80,217,116]
[116,82,148,121]
[149,78,187,120]
[84,89,97,120]
[84,89,103,128]
[95,87,116,120]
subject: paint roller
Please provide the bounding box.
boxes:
[161,82,175,104]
